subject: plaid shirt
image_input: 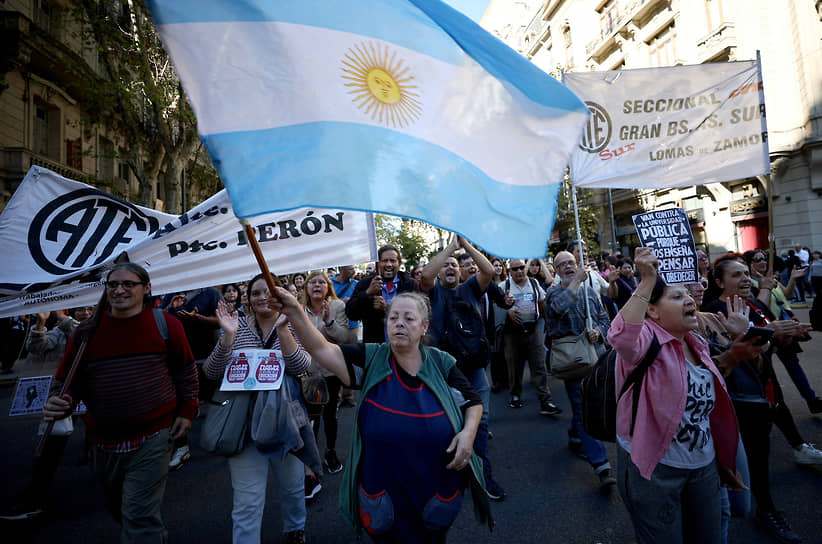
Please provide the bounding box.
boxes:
[545,283,611,341]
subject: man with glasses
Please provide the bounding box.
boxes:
[546,251,616,489]
[43,263,198,542]
[500,259,560,415]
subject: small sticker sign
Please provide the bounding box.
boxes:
[9,376,52,416]
[220,350,285,391]
[8,376,88,416]
[632,207,698,285]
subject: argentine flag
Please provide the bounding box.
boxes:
[146,0,589,258]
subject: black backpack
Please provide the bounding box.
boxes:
[440,295,491,373]
[580,333,660,442]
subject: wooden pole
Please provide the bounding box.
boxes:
[241,219,280,295]
[35,340,87,457]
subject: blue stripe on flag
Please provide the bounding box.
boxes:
[146,0,588,111]
[202,122,560,258]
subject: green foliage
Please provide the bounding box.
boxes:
[553,174,601,257]
[374,215,439,269]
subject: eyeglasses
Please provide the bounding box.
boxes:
[554,261,574,269]
[105,280,145,290]
[509,266,526,271]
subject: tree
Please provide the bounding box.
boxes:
[68,0,213,212]
[552,173,601,257]
[374,214,439,269]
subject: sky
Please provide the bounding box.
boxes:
[446,0,490,21]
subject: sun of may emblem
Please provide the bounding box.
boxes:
[341,41,422,128]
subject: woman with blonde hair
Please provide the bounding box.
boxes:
[302,270,356,474]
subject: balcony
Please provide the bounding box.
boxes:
[586,0,670,63]
[696,22,737,63]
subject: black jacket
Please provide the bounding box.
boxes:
[345,271,420,343]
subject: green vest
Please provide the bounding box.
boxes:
[338,342,493,531]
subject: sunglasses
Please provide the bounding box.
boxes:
[752,256,767,262]
[510,265,526,271]
[105,280,145,290]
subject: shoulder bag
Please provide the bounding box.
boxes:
[549,284,599,380]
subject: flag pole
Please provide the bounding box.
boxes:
[35,341,87,457]
[239,219,281,297]
[755,49,775,273]
[562,67,592,328]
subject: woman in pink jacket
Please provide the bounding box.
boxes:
[608,248,742,544]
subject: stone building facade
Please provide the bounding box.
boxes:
[482,0,822,258]
[0,0,212,213]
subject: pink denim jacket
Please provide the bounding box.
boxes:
[608,313,738,480]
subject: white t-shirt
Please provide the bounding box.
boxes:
[501,279,544,324]
[797,248,810,266]
[659,359,716,469]
[618,359,716,470]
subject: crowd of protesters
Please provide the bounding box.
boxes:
[1,237,821,544]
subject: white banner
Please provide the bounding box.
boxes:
[0,167,377,317]
[564,60,770,189]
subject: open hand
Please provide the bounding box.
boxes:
[717,295,750,337]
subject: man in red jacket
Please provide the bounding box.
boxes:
[44,262,198,542]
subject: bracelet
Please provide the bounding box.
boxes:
[631,292,651,304]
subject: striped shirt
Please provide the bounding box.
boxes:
[203,315,310,381]
[53,307,198,445]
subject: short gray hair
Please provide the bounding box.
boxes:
[388,292,431,322]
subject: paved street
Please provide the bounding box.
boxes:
[2,308,821,543]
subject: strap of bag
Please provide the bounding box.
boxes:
[527,277,541,319]
[152,308,169,344]
[617,333,661,437]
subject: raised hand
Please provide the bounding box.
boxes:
[634,248,659,282]
[717,295,750,337]
[216,300,239,337]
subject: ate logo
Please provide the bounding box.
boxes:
[579,101,612,154]
[28,189,160,275]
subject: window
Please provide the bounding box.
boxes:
[563,26,574,69]
[33,101,60,161]
[99,137,115,180]
[600,0,619,38]
[648,23,676,67]
[66,137,82,170]
[118,154,131,183]
[704,0,723,31]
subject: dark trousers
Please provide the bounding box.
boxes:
[312,375,342,451]
[733,401,776,513]
[489,351,508,389]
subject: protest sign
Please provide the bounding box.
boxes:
[8,375,87,416]
[220,350,285,392]
[632,208,698,285]
[8,376,52,416]
[0,167,377,318]
[564,60,770,189]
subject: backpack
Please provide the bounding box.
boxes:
[440,294,491,372]
[579,333,660,442]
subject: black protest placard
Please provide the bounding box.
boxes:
[632,208,698,285]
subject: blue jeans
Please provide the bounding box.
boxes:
[564,378,609,471]
[776,349,816,402]
[463,367,492,480]
[720,435,752,544]
[227,444,306,542]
